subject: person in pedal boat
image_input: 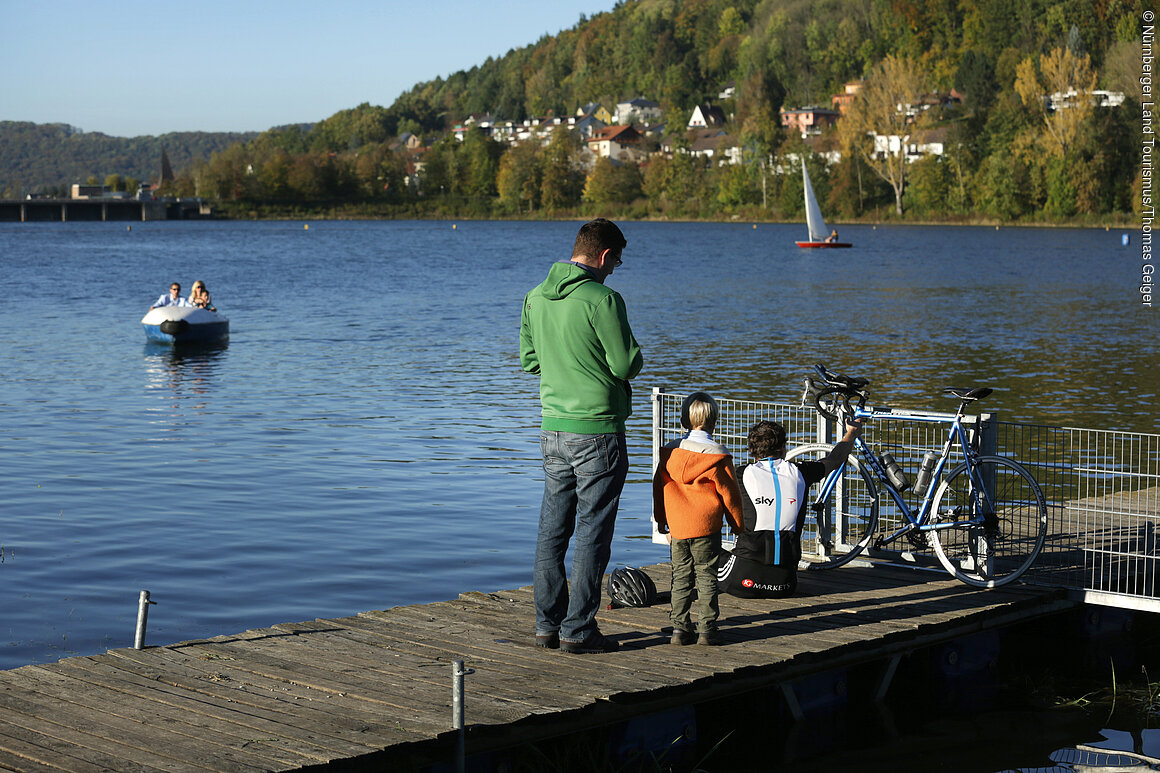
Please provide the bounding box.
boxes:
[149,282,190,309]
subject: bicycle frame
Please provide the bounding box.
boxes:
[819,403,989,549]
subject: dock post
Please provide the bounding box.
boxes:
[977,411,998,501]
[134,590,156,649]
[778,682,803,721]
[452,659,474,772]
[873,653,902,703]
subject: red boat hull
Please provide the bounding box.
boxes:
[795,241,852,248]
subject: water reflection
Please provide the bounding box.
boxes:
[142,341,228,417]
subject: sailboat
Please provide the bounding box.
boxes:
[795,159,851,248]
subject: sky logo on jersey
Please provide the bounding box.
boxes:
[754,496,796,507]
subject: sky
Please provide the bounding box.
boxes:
[1,0,620,138]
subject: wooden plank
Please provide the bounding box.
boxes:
[30,657,381,763]
[37,657,366,768]
[172,633,558,730]
[263,620,597,714]
[107,645,431,745]
[5,664,288,771]
[0,715,150,773]
[12,666,317,770]
[338,609,686,687]
[148,639,454,732]
[302,616,660,712]
[0,675,224,772]
[327,614,664,715]
[226,622,573,713]
[354,608,714,696]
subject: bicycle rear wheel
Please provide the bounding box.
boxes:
[929,456,1048,588]
[784,443,879,569]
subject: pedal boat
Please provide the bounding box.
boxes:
[141,305,229,344]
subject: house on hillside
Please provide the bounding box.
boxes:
[871,126,949,162]
[780,106,840,138]
[803,135,843,166]
[1047,89,1125,111]
[688,103,727,129]
[831,81,863,114]
[574,113,607,139]
[615,97,662,126]
[641,123,666,139]
[390,133,422,151]
[898,93,961,122]
[577,103,614,124]
[455,114,497,140]
[690,129,739,164]
[71,184,111,199]
[587,125,645,164]
[660,129,740,165]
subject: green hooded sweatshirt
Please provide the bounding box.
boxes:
[520,261,643,433]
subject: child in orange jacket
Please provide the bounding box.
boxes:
[653,392,744,646]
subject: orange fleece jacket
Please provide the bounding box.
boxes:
[653,446,745,540]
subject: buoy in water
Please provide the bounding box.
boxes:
[453,224,457,230]
[304,224,309,230]
[1123,233,1130,246]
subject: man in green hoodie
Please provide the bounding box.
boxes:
[520,218,644,654]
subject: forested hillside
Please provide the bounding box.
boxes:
[0,122,259,196]
[6,0,1148,223]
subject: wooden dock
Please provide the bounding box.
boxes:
[0,562,1075,772]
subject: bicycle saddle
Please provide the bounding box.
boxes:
[944,387,993,402]
[814,364,869,390]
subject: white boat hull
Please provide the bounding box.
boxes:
[141,306,229,344]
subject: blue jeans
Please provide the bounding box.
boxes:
[534,431,629,643]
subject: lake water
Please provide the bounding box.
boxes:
[0,220,1151,676]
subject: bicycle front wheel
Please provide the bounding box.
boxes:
[784,443,879,569]
[929,456,1048,588]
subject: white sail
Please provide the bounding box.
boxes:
[802,160,829,243]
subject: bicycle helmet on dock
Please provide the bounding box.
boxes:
[607,566,657,608]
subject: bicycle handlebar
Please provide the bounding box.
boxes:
[813,363,869,391]
[803,364,994,423]
[802,364,868,422]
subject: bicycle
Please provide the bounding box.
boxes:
[787,364,1048,588]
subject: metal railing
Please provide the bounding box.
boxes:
[652,388,1160,612]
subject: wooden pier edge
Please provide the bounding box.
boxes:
[0,561,1077,772]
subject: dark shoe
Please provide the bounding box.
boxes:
[697,630,723,646]
[535,632,559,650]
[560,631,619,654]
[670,628,696,646]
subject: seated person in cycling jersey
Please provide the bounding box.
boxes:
[718,418,861,598]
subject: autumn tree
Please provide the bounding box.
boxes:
[460,130,504,199]
[539,127,584,211]
[838,55,930,216]
[715,162,756,209]
[497,141,542,214]
[202,144,258,201]
[583,157,643,206]
[1014,46,1098,159]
